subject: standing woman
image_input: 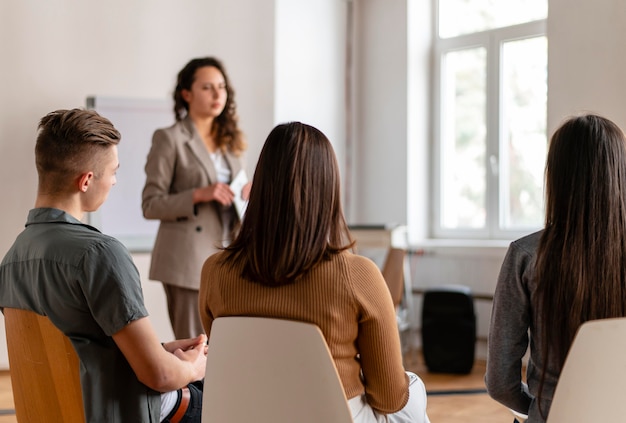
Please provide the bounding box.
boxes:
[199,122,430,423]
[486,114,626,422]
[143,57,249,339]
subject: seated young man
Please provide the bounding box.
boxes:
[0,109,207,422]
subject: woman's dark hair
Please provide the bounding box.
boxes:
[224,122,354,286]
[173,57,245,154]
[535,113,626,411]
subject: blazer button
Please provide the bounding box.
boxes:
[196,226,202,232]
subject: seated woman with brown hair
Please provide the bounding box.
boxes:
[199,122,430,423]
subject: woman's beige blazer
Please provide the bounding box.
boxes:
[142,117,244,290]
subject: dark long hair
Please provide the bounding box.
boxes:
[173,57,245,155]
[224,122,354,286]
[536,113,626,409]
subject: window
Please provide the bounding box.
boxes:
[433,0,548,239]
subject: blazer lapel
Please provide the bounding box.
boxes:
[223,149,243,182]
[182,117,219,185]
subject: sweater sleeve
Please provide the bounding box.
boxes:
[485,239,534,414]
[349,255,409,414]
[199,254,218,338]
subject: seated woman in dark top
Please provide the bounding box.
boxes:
[486,113,626,422]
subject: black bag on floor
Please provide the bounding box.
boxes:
[421,285,476,374]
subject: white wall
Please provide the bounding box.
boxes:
[348,0,430,238]
[547,0,626,132]
[351,0,409,226]
[275,0,347,168]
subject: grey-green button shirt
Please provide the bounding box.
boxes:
[0,208,161,422]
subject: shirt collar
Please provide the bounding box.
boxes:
[26,208,101,233]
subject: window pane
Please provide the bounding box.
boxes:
[500,36,547,229]
[439,0,547,38]
[441,47,486,229]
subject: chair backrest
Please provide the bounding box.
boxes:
[547,317,626,422]
[4,308,85,423]
[381,247,406,307]
[202,316,354,423]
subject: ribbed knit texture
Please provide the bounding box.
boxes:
[199,250,409,413]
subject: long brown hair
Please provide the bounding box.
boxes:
[224,122,354,286]
[536,114,626,404]
[173,57,246,155]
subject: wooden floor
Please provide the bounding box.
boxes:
[0,371,14,423]
[0,349,511,422]
[404,350,512,422]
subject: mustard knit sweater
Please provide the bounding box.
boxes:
[199,250,409,414]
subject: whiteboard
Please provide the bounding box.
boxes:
[86,96,175,252]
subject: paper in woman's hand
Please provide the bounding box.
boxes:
[230,170,249,219]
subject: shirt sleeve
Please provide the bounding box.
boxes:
[485,240,534,414]
[79,236,149,336]
[349,255,409,413]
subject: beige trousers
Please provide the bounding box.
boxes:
[163,283,205,339]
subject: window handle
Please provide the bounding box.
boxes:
[489,155,499,176]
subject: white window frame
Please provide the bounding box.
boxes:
[432,18,547,240]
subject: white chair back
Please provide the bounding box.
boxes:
[201,316,354,423]
[547,317,626,422]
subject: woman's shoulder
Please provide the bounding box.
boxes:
[340,249,378,266]
[331,250,384,281]
[329,251,394,308]
[202,250,231,270]
[510,229,543,256]
[153,118,194,140]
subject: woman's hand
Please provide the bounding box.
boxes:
[241,181,252,201]
[194,183,235,206]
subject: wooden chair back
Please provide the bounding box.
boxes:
[4,308,85,423]
[381,247,406,307]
